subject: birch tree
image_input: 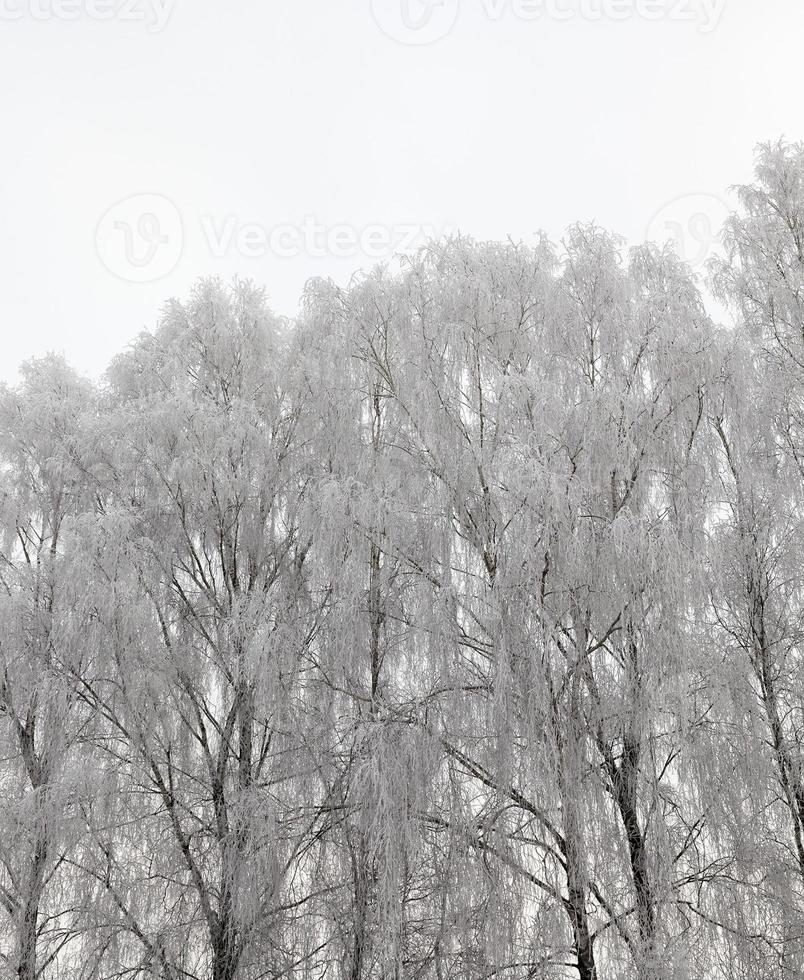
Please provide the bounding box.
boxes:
[0,356,96,980]
[6,141,804,977]
[704,140,804,977]
[61,280,328,980]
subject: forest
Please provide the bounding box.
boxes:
[1,140,803,980]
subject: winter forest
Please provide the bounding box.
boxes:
[2,140,804,980]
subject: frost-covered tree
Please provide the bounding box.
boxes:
[0,355,97,980]
[59,281,329,980]
[7,141,804,979]
[704,140,804,978]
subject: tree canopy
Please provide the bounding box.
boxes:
[2,140,804,980]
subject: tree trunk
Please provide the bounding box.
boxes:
[16,717,50,980]
[17,827,48,980]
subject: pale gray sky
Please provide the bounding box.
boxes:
[1,0,800,381]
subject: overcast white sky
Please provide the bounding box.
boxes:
[1,0,801,382]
